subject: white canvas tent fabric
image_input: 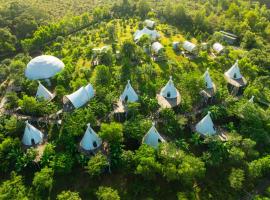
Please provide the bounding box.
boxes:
[80,123,102,151]
[36,82,54,101]
[203,69,214,89]
[183,41,197,53]
[195,112,216,136]
[65,84,94,109]
[142,123,165,149]
[22,121,44,146]
[213,42,224,54]
[134,27,160,41]
[25,55,65,80]
[160,76,179,99]
[120,80,139,103]
[225,60,243,80]
[152,42,164,53]
[144,19,155,28]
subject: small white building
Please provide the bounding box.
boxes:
[63,84,94,111]
[182,41,197,54]
[151,42,164,54]
[195,112,216,136]
[213,42,224,54]
[144,19,156,29]
[134,27,160,42]
[36,82,54,101]
[120,80,139,103]
[22,121,44,146]
[80,123,102,151]
[142,123,165,149]
[25,55,65,80]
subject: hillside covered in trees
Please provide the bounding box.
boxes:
[0,0,270,199]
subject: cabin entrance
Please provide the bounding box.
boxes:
[124,95,128,102]
[31,138,35,146]
[167,92,171,98]
[93,141,97,148]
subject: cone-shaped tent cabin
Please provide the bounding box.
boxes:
[120,80,139,103]
[142,123,165,149]
[224,60,247,96]
[157,76,181,109]
[25,55,65,81]
[200,69,216,103]
[36,82,54,101]
[63,84,94,112]
[80,123,102,152]
[195,112,216,136]
[114,80,139,118]
[22,121,44,146]
[249,96,255,103]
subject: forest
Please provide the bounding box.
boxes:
[0,0,270,199]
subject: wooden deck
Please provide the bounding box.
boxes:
[34,142,47,162]
[114,100,127,113]
[156,91,181,109]
[200,83,216,98]
[224,75,247,88]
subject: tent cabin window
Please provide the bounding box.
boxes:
[233,73,237,79]
[31,138,35,146]
[93,141,97,148]
[167,92,171,98]
[158,139,162,143]
[124,95,128,102]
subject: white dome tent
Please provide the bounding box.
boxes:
[160,76,179,99]
[36,81,54,101]
[80,123,102,151]
[63,83,95,111]
[22,121,44,146]
[120,80,139,103]
[25,55,65,80]
[195,112,216,136]
[142,122,165,149]
[203,69,214,89]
